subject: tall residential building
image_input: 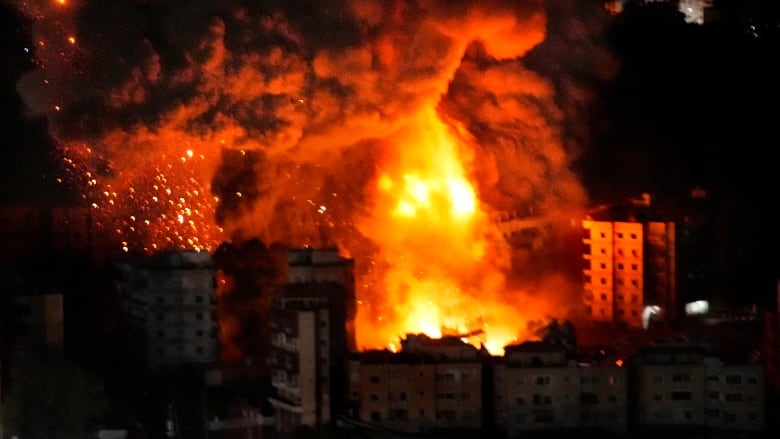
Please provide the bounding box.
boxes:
[116,250,219,370]
[347,334,486,433]
[268,248,355,433]
[583,202,676,329]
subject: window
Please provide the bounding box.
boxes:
[617,233,624,239]
[630,233,637,239]
[617,263,624,270]
[370,376,380,383]
[631,279,639,287]
[196,312,203,320]
[196,329,204,337]
[370,394,379,401]
[196,346,204,354]
[195,295,203,303]
[725,393,743,403]
[654,394,662,401]
[371,412,381,421]
[631,264,638,271]
[726,375,742,384]
[581,392,598,404]
[631,249,639,257]
[600,278,607,285]
[601,293,607,301]
[389,409,408,421]
[708,391,719,400]
[536,376,551,385]
[600,263,606,269]
[672,373,690,382]
[672,391,692,401]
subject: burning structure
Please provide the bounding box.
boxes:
[10,1,616,356]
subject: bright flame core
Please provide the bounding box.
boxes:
[357,106,534,355]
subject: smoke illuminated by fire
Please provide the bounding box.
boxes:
[12,0,605,354]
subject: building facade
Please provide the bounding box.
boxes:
[268,248,355,433]
[634,340,764,431]
[495,342,627,436]
[348,334,485,433]
[583,219,675,328]
[116,250,219,370]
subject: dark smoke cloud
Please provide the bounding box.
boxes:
[12,0,613,266]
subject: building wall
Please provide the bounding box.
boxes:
[703,364,764,430]
[117,251,219,370]
[646,221,676,323]
[494,363,581,434]
[580,366,627,432]
[637,363,706,425]
[613,222,644,328]
[583,220,614,322]
[353,359,482,432]
[268,249,355,433]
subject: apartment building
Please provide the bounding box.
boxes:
[494,341,628,435]
[268,248,355,433]
[348,334,485,433]
[583,218,675,329]
[115,250,219,370]
[634,340,763,431]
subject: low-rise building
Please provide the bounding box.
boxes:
[348,334,486,433]
[633,339,764,432]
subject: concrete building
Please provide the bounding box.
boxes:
[347,334,486,433]
[633,339,764,432]
[268,248,355,433]
[583,194,676,329]
[494,342,581,434]
[494,341,628,435]
[115,250,219,370]
[583,219,670,328]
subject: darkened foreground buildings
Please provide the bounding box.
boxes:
[343,335,764,438]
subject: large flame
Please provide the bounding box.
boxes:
[356,105,537,354]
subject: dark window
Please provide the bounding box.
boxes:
[672,391,692,401]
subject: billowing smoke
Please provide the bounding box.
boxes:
[12,0,615,351]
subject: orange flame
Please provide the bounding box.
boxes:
[356,105,538,355]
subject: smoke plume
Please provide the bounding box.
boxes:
[12,0,615,350]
